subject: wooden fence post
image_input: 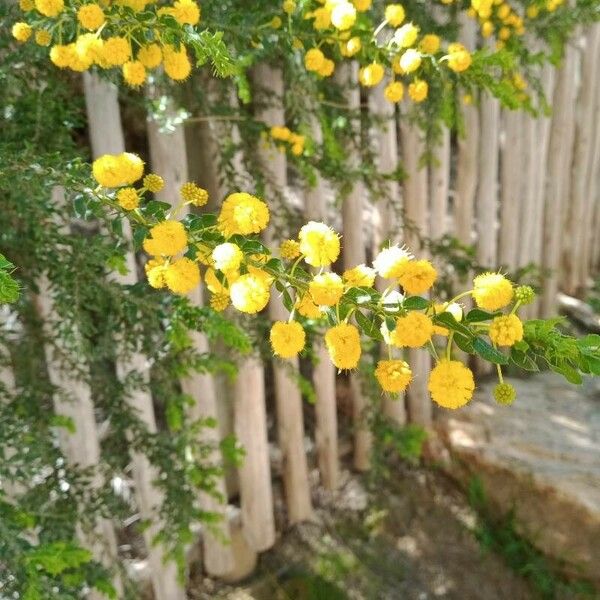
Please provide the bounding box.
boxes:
[336,62,372,470]
[369,81,407,426]
[252,63,313,524]
[83,73,186,600]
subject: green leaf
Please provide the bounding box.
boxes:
[355,310,383,341]
[465,308,500,323]
[472,338,509,365]
[185,213,217,230]
[49,415,76,433]
[509,349,539,372]
[402,296,430,310]
[552,364,583,385]
[454,333,474,353]
[433,312,473,338]
[0,271,20,304]
[25,542,92,576]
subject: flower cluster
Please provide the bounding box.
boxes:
[91,152,536,409]
[267,126,306,156]
[11,0,200,85]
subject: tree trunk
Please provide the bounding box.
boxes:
[429,128,451,240]
[83,73,185,600]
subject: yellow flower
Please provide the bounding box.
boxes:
[180,182,208,206]
[143,173,164,193]
[11,22,32,42]
[50,45,72,68]
[143,221,188,257]
[305,47,325,72]
[340,36,361,57]
[122,61,146,87]
[311,6,332,29]
[298,221,340,267]
[280,239,301,260]
[384,81,404,103]
[375,359,412,392]
[343,264,376,288]
[489,314,523,347]
[447,43,472,72]
[325,323,361,370]
[270,321,306,358]
[74,34,103,65]
[210,293,230,312]
[389,312,433,348]
[318,58,335,77]
[385,4,405,26]
[35,0,64,17]
[77,4,105,30]
[92,153,143,187]
[428,359,475,409]
[163,44,191,80]
[309,273,344,306]
[419,33,440,54]
[408,79,428,102]
[116,187,139,210]
[137,44,162,68]
[171,0,200,25]
[218,192,270,237]
[145,258,167,289]
[481,20,494,38]
[352,0,371,10]
[394,22,419,48]
[398,48,421,73]
[205,267,227,294]
[296,292,323,318]
[526,5,539,18]
[283,0,296,14]
[230,272,271,314]
[212,243,243,273]
[472,272,513,311]
[358,62,384,87]
[19,0,35,10]
[270,126,292,141]
[396,259,437,295]
[373,245,412,278]
[164,257,200,295]
[35,30,52,46]
[101,37,131,66]
[331,1,356,30]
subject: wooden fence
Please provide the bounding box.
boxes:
[4,23,600,599]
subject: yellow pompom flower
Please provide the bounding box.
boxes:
[145,258,167,289]
[163,45,191,80]
[318,58,335,77]
[270,321,306,358]
[340,36,361,57]
[309,273,344,306]
[489,314,523,347]
[394,22,419,47]
[143,221,188,256]
[101,37,131,66]
[396,259,437,295]
[343,264,376,288]
[472,272,513,310]
[122,61,146,87]
[358,62,384,87]
[212,243,243,273]
[305,48,325,72]
[50,45,72,68]
[143,173,164,193]
[296,293,323,318]
[385,4,405,26]
[447,43,472,72]
[35,0,64,17]
[389,312,433,348]
[171,0,200,25]
[118,152,144,184]
[210,293,230,312]
[325,323,361,370]
[398,48,422,73]
[283,0,296,14]
[218,192,270,237]
[352,0,371,10]
[331,1,356,30]
[408,79,428,102]
[93,154,143,187]
[12,22,32,42]
[35,30,52,46]
[375,359,412,392]
[419,33,441,54]
[180,182,208,206]
[74,34,103,65]
[116,187,139,210]
[384,81,404,103]
[373,245,412,278]
[280,239,301,260]
[270,126,292,141]
[428,359,475,409]
[164,257,200,295]
[230,272,271,314]
[481,20,494,38]
[311,6,331,29]
[137,44,162,68]
[77,4,105,30]
[298,221,340,267]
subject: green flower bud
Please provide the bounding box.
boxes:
[514,285,535,305]
[493,382,516,405]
